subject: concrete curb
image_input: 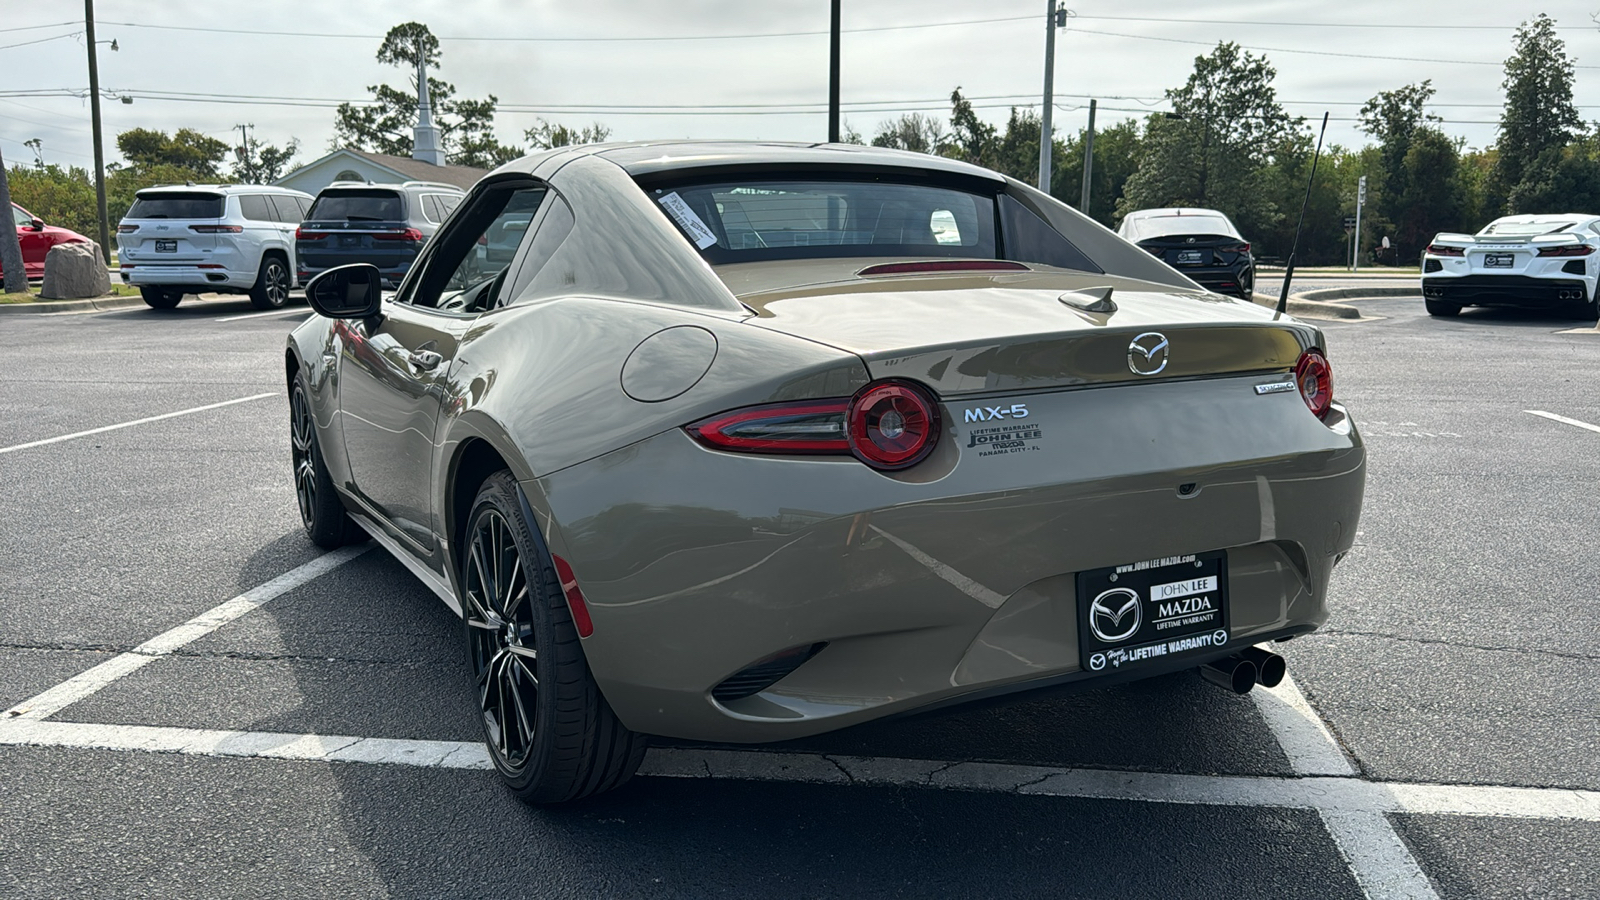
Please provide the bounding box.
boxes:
[1295,286,1419,303]
[1249,292,1363,320]
[0,295,147,315]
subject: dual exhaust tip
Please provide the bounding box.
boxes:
[1558,289,1587,301]
[1199,646,1286,694]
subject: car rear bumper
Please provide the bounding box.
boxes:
[298,263,410,289]
[120,265,255,290]
[1421,274,1591,305]
[529,378,1365,743]
[1175,262,1253,295]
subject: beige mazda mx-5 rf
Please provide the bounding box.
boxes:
[284,141,1366,803]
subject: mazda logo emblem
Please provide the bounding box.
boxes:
[1089,587,1142,643]
[1127,332,1170,376]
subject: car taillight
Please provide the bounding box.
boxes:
[116,224,138,233]
[1536,244,1594,257]
[189,224,243,233]
[687,399,851,454]
[295,227,326,240]
[1294,349,1333,421]
[372,228,424,242]
[1221,242,1250,254]
[1425,244,1465,257]
[847,380,939,469]
[686,380,941,470]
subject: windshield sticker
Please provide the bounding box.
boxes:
[657,192,719,249]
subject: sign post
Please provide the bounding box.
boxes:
[1352,175,1367,273]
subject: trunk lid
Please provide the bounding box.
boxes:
[725,259,1310,396]
[1135,233,1249,269]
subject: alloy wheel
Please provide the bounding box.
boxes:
[463,510,538,769]
[266,260,290,307]
[289,387,317,529]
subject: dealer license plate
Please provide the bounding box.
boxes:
[1175,249,1206,265]
[1484,253,1515,268]
[154,240,177,252]
[1078,551,1229,674]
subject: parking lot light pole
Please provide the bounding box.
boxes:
[85,0,110,265]
[828,0,840,143]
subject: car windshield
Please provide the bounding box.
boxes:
[126,192,224,219]
[308,190,404,222]
[647,179,997,263]
[1129,215,1239,240]
[1478,220,1575,236]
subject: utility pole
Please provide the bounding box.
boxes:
[85,0,110,265]
[0,145,28,294]
[828,0,840,143]
[1038,2,1065,192]
[1078,98,1097,214]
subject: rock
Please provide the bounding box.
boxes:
[40,241,111,300]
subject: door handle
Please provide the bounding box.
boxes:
[408,349,443,371]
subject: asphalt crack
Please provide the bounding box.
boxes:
[1317,628,1600,663]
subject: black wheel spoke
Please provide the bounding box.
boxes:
[465,501,541,770]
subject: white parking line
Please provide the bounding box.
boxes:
[1526,409,1600,434]
[1254,675,1438,898]
[0,393,278,456]
[214,308,311,323]
[4,546,370,720]
[1,723,1595,826]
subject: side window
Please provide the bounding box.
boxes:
[507,195,576,303]
[998,194,1102,273]
[417,186,547,313]
[239,195,274,222]
[421,195,443,224]
[265,195,299,223]
[438,194,462,217]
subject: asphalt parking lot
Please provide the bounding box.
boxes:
[2,295,1597,899]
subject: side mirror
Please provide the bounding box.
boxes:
[306,263,384,319]
[29,218,44,231]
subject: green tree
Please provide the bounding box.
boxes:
[115,128,230,176]
[990,107,1046,184]
[333,22,521,167]
[1496,13,1582,209]
[941,88,998,168]
[1053,119,1143,227]
[869,113,947,154]
[1118,42,1299,241]
[1506,134,1600,214]
[1393,130,1471,258]
[523,119,613,151]
[4,163,99,237]
[1358,81,1439,229]
[232,133,300,184]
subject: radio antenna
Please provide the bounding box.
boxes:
[1276,111,1330,318]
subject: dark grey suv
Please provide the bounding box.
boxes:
[295,181,465,288]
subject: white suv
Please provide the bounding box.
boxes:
[116,184,313,310]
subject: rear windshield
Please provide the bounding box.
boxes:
[648,179,997,263]
[1127,215,1240,240]
[307,190,404,222]
[126,192,224,219]
[1478,220,1573,236]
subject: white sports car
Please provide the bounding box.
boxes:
[1420,214,1600,318]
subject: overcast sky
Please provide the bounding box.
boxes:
[4,0,1600,174]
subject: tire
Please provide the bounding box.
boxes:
[1424,298,1462,317]
[140,286,183,309]
[289,375,363,548]
[250,255,292,310]
[461,471,647,804]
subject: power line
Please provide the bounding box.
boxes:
[0,20,76,34]
[1073,14,1571,30]
[0,30,80,51]
[1067,25,1600,70]
[98,14,1035,43]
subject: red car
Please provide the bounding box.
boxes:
[5,203,92,281]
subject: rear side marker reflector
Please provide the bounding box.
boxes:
[551,554,594,638]
[857,260,1029,276]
